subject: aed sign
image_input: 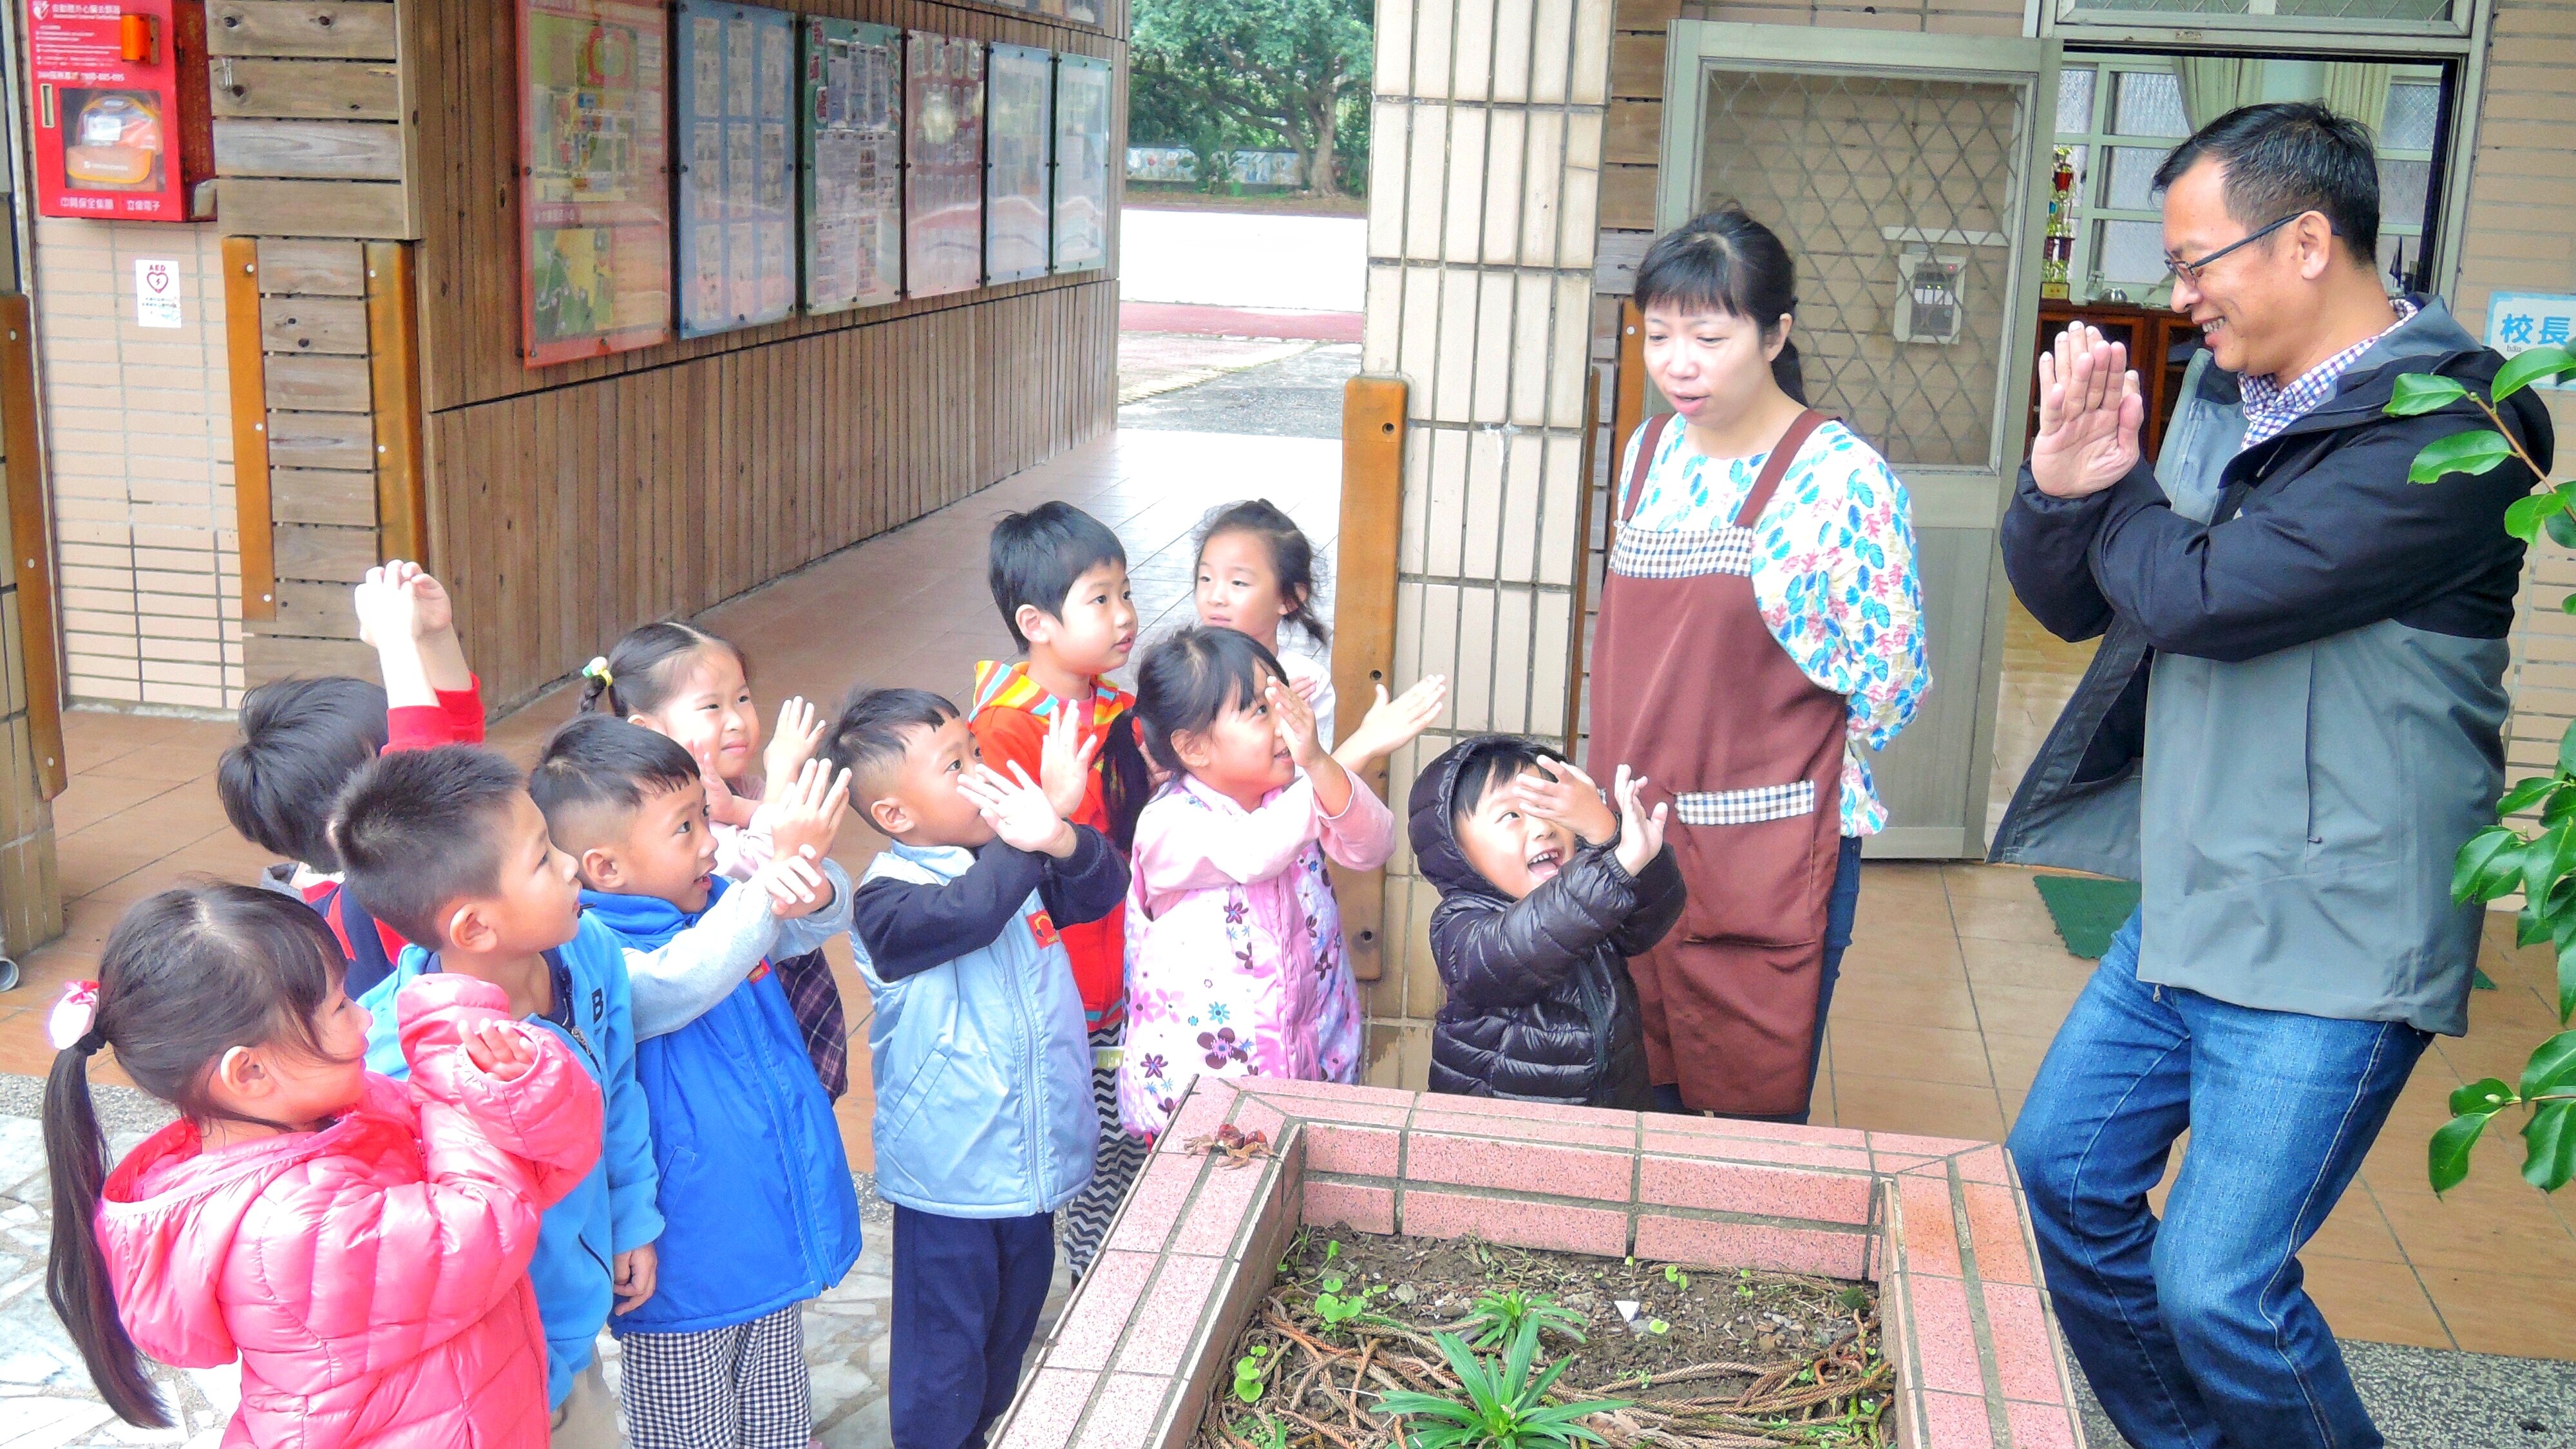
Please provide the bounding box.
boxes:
[28,0,185,222]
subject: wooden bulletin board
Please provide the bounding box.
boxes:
[984,43,1052,286]
[800,17,903,313]
[519,0,672,366]
[904,32,983,299]
[1052,53,1111,274]
[674,0,797,337]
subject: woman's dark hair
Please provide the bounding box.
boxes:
[44,885,350,1428]
[1133,626,1290,778]
[2152,100,2380,265]
[1196,500,1329,649]
[580,621,744,719]
[1632,206,1807,404]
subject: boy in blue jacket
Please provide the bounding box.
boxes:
[528,714,859,1449]
[829,688,1127,1449]
[334,745,659,1449]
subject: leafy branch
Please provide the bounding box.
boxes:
[2396,341,2576,1193]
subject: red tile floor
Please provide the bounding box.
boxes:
[5,428,2574,1360]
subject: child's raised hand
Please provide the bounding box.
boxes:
[752,848,833,919]
[462,1022,535,1082]
[959,762,1077,858]
[351,565,413,649]
[1268,678,1326,771]
[762,697,827,802]
[393,562,454,639]
[1038,706,1101,819]
[1288,670,1325,705]
[766,757,851,864]
[1611,764,1669,877]
[1334,674,1448,772]
[699,756,761,829]
[614,1244,658,1314]
[1507,758,1620,847]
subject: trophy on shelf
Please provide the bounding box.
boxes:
[2041,145,2077,301]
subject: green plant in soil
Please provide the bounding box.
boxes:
[1314,1275,1385,1334]
[1234,1345,1273,1404]
[1459,1288,1589,1349]
[1377,1319,1632,1449]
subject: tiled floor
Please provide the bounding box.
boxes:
[6,426,2576,1363]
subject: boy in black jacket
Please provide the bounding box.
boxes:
[1408,736,1684,1109]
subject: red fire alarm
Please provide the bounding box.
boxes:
[28,0,214,222]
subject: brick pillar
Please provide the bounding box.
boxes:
[1359,0,1613,1087]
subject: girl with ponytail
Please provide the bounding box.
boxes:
[43,884,603,1448]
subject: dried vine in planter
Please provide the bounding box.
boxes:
[1198,1287,1893,1449]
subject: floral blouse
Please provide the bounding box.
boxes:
[1617,418,1930,837]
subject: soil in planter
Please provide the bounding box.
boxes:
[1196,1224,1891,1449]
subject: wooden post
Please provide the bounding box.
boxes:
[365,242,428,564]
[0,296,64,798]
[222,235,277,621]
[1331,375,1406,983]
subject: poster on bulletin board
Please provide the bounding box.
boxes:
[676,1,797,337]
[801,18,904,313]
[984,44,1052,285]
[905,32,983,299]
[1052,55,1111,274]
[520,0,672,366]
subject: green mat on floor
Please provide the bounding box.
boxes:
[2027,873,2498,987]
[2030,875,2141,960]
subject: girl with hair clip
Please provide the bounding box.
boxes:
[42,884,603,1448]
[582,620,852,1099]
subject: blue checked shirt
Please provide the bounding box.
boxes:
[2237,298,2417,450]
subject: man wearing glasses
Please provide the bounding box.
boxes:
[1992,101,2553,1448]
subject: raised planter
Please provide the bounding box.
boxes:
[994,1077,2084,1449]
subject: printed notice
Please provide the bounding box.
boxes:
[133,258,180,328]
[2487,292,2576,390]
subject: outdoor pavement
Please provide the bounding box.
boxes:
[9,354,2576,1444]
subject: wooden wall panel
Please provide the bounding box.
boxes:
[400,0,1126,708]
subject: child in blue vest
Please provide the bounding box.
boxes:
[336,744,658,1449]
[527,714,860,1449]
[829,688,1128,1449]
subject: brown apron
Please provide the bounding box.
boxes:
[1585,410,1849,1117]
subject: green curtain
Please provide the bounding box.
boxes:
[2179,59,2262,130]
[2320,62,2392,135]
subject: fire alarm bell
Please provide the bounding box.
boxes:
[28,0,214,222]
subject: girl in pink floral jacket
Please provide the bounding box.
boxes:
[1117,627,1425,1138]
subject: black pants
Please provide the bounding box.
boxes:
[890,1204,1056,1449]
[1654,834,1863,1126]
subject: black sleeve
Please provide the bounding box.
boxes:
[2086,414,2534,663]
[1037,826,1129,929]
[1999,462,2125,645]
[1605,844,1687,958]
[1428,846,1641,1010]
[850,845,1049,981]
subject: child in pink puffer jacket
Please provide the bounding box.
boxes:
[41,884,603,1449]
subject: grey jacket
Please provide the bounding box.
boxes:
[1991,299,2553,1036]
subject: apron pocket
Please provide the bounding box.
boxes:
[1669,782,1830,946]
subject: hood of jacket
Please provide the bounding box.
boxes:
[578,877,726,952]
[1408,735,1530,906]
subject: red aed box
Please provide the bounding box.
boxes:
[27,0,213,222]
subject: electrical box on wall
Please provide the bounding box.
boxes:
[1892,247,1965,346]
[27,0,215,222]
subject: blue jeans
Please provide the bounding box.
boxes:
[1654,833,1863,1125]
[2007,910,2429,1449]
[891,1206,1056,1449]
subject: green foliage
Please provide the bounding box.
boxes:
[1376,1320,1632,1449]
[1663,1264,1689,1289]
[1458,1289,1589,1349]
[1131,0,1372,194]
[2402,356,2576,1195]
[1234,1345,1272,1405]
[1314,1275,1384,1334]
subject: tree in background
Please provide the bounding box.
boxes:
[1130,0,1372,196]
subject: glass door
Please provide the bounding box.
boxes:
[1658,22,2061,858]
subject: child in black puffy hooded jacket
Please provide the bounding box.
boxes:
[1408,735,1687,1108]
